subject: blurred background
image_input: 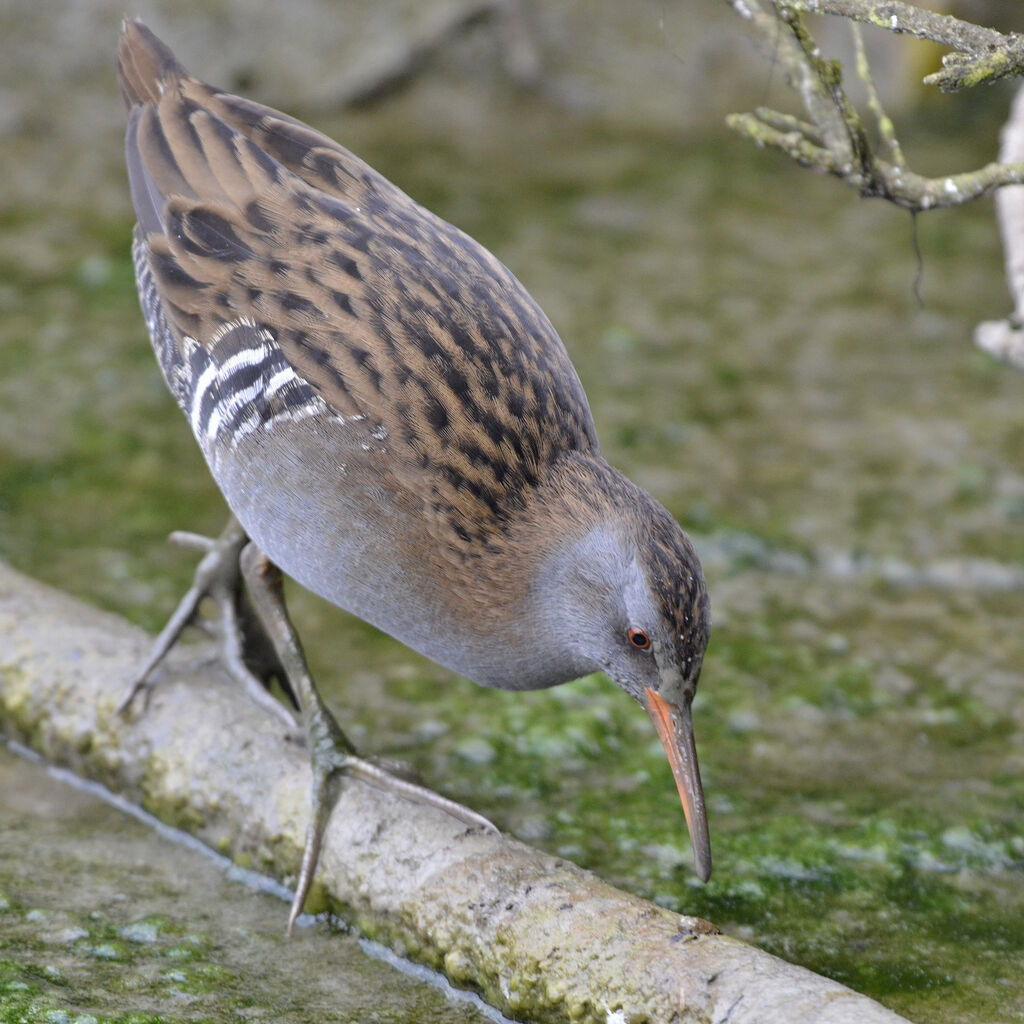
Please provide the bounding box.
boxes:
[2,2,1023,1022]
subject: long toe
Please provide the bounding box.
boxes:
[119,515,297,730]
[287,739,499,934]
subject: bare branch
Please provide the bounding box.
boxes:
[723,0,1024,210]
[795,0,1009,55]
[925,45,1024,94]
[729,106,1024,207]
[786,0,1024,92]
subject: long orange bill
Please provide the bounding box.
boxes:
[644,686,712,882]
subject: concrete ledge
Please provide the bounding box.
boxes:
[0,561,911,1024]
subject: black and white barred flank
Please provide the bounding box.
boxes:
[133,231,356,464]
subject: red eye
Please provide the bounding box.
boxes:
[627,627,651,650]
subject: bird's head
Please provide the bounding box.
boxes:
[532,459,712,880]
[606,501,711,882]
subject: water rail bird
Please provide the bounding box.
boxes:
[116,19,712,930]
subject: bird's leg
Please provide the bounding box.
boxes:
[237,543,499,934]
[118,515,297,730]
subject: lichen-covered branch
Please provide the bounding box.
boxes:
[792,0,1024,92]
[851,22,905,168]
[795,0,1009,58]
[728,107,1024,206]
[723,0,1024,211]
[0,562,913,1024]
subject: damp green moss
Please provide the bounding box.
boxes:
[0,765,497,1024]
[3,79,1023,1024]
[0,895,227,1023]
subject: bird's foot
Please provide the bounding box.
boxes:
[234,545,498,933]
[287,722,500,934]
[117,515,297,730]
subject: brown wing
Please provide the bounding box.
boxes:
[119,21,599,539]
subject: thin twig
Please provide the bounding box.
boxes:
[851,22,905,169]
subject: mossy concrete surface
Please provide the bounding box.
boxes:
[0,561,911,1023]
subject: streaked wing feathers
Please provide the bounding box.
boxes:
[120,19,599,535]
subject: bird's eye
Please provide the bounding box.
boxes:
[627,627,651,650]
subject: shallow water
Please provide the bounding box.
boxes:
[0,743,505,1023]
[2,17,1024,1024]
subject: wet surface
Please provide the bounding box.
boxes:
[2,8,1024,1023]
[0,744,504,1023]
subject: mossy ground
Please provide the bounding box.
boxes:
[1,81,1022,1023]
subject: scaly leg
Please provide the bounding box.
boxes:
[118,515,296,729]
[237,544,498,934]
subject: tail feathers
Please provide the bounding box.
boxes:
[117,21,400,223]
[117,18,186,109]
